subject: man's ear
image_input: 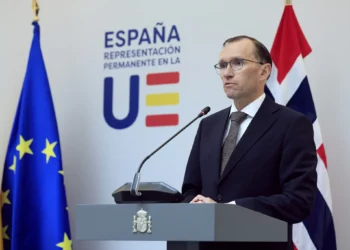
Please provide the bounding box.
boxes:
[261,63,272,80]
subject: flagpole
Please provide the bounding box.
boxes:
[32,0,40,22]
[285,0,292,5]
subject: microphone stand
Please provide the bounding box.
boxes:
[131,110,208,196]
[111,107,210,204]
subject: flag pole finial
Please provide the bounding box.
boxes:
[32,0,40,22]
[285,0,292,5]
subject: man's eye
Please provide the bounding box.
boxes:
[219,62,227,68]
[232,59,243,65]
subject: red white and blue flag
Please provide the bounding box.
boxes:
[265,4,337,250]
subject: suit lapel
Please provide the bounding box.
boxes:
[206,107,231,183]
[219,97,280,184]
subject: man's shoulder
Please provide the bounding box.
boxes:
[273,101,311,122]
[267,99,314,133]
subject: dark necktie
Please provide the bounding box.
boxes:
[220,111,247,175]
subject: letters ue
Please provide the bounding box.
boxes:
[104,76,139,129]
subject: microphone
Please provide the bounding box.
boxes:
[131,106,210,196]
[112,106,211,204]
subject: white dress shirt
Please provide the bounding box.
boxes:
[224,93,266,205]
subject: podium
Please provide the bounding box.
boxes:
[75,203,288,250]
[75,107,290,248]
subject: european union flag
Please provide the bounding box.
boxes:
[1,21,72,250]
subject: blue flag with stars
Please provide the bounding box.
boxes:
[1,21,72,250]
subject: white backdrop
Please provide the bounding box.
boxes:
[1,0,349,249]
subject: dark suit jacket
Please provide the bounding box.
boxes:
[181,96,318,250]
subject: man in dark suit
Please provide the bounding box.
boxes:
[181,35,318,250]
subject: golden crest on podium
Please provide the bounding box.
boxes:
[133,208,152,233]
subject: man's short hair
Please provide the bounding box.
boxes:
[223,35,272,66]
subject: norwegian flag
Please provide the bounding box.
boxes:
[265,4,337,250]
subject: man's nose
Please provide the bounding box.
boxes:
[222,64,234,77]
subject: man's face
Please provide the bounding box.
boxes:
[218,39,265,100]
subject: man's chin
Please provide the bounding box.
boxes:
[225,92,239,100]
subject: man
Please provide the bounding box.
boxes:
[181,35,318,250]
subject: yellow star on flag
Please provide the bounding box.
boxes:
[1,189,11,208]
[56,233,72,250]
[3,225,10,240]
[42,139,57,163]
[9,155,17,172]
[16,135,33,159]
[59,170,64,175]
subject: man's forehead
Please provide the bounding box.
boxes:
[219,39,254,60]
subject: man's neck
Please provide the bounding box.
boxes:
[233,92,264,111]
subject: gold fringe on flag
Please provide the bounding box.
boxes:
[32,0,40,22]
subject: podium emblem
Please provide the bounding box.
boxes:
[133,208,152,233]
